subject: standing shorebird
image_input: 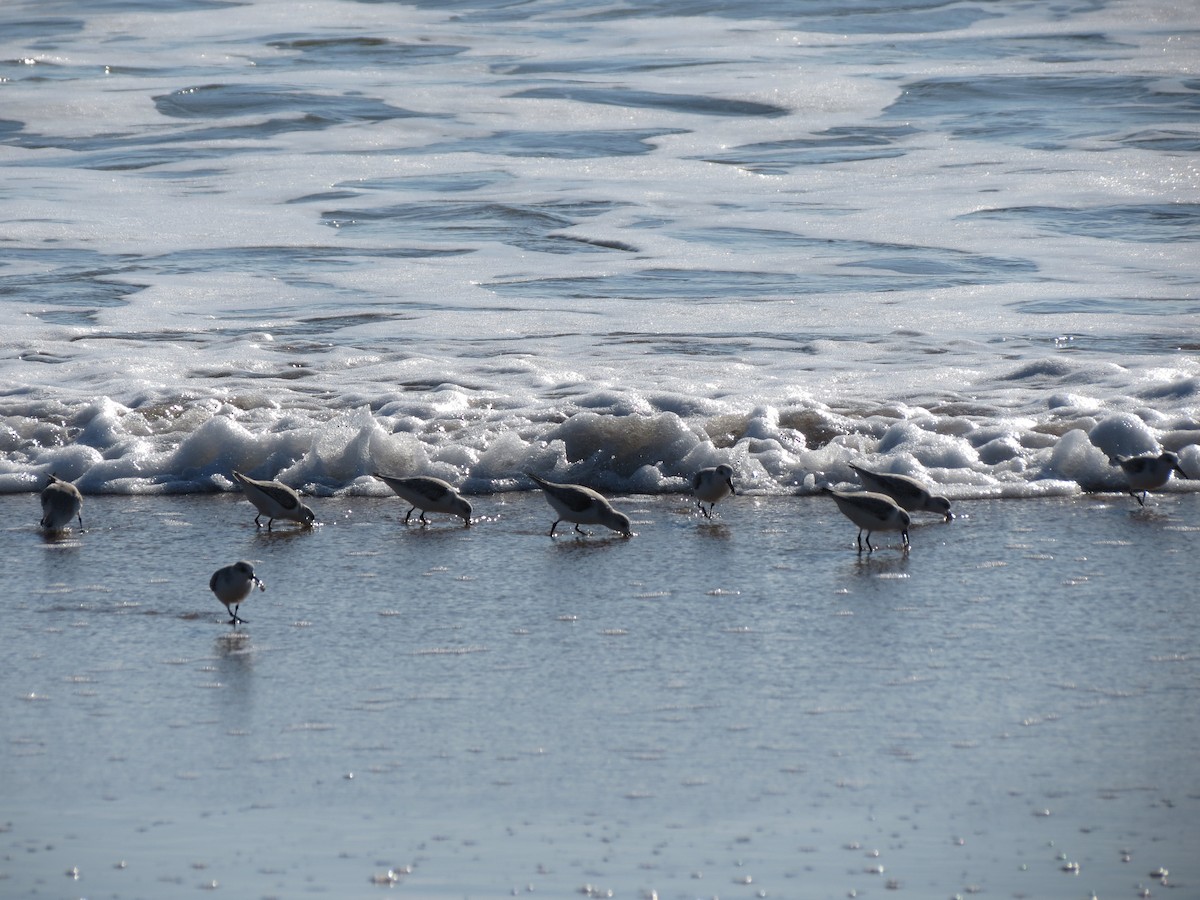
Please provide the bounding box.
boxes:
[1115,451,1189,506]
[39,474,84,532]
[823,487,910,553]
[373,473,472,526]
[692,464,737,518]
[849,464,953,521]
[231,471,316,529]
[209,561,265,624]
[526,473,631,537]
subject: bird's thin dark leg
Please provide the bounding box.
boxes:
[404,507,415,524]
[865,531,875,553]
[575,524,589,536]
[254,513,263,528]
[856,529,864,553]
[549,520,559,536]
[419,511,429,526]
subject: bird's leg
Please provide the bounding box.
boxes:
[404,507,415,524]
[856,529,864,553]
[574,524,590,536]
[865,531,875,553]
[267,518,275,531]
[419,511,429,526]
[254,513,263,528]
[549,520,559,536]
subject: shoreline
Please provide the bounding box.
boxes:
[5,491,1197,897]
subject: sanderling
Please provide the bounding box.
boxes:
[526,472,632,537]
[823,487,910,553]
[692,464,736,518]
[1115,451,1189,506]
[849,464,952,521]
[373,473,472,526]
[209,560,265,624]
[231,471,316,529]
[39,474,84,532]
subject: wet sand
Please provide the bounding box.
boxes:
[2,490,1197,898]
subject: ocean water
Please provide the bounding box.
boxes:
[1,0,1198,499]
[2,0,1200,897]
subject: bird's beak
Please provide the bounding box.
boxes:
[1174,464,1189,479]
[255,578,266,591]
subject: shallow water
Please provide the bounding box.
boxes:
[3,491,1197,898]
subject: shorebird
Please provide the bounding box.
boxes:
[526,472,631,537]
[373,473,472,526]
[823,487,910,553]
[692,464,736,518]
[231,471,316,529]
[209,561,265,624]
[39,474,84,532]
[1115,451,1189,506]
[849,464,952,521]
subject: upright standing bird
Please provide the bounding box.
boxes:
[1115,451,1189,506]
[231,471,316,529]
[209,561,265,624]
[692,464,737,518]
[373,473,472,526]
[526,472,631,537]
[39,474,84,532]
[823,487,910,553]
[849,464,952,521]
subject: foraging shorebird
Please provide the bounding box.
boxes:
[231,471,316,529]
[39,474,84,532]
[373,473,472,526]
[823,487,910,553]
[692,464,736,518]
[209,561,265,624]
[1115,451,1189,506]
[526,472,631,537]
[849,464,952,521]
